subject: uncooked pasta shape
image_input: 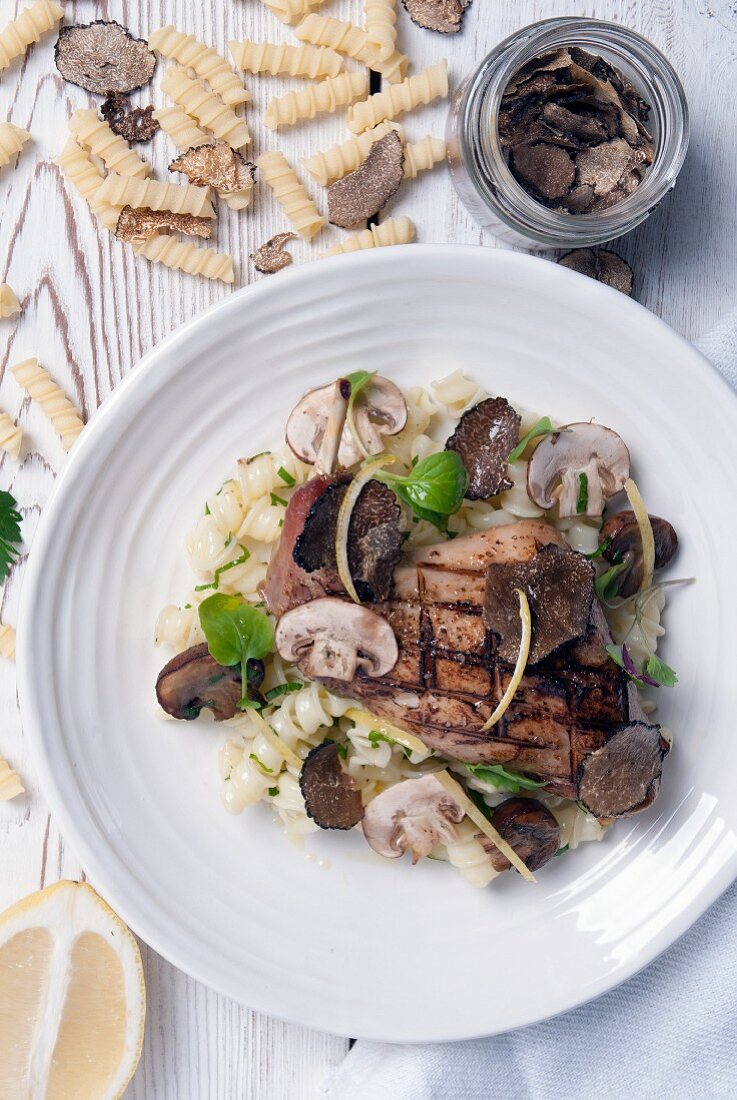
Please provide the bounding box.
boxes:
[96,173,216,220]
[364,0,397,63]
[264,70,367,130]
[260,0,330,26]
[149,27,249,107]
[403,135,447,179]
[133,238,235,283]
[11,358,85,452]
[153,106,209,150]
[0,284,21,318]
[257,151,325,239]
[347,60,449,133]
[0,122,30,171]
[295,14,407,82]
[0,753,23,797]
[0,412,22,460]
[69,109,150,179]
[161,67,250,150]
[229,39,343,80]
[321,216,415,256]
[0,0,63,71]
[301,120,402,185]
[56,137,121,230]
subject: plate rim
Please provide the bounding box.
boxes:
[16,244,737,1042]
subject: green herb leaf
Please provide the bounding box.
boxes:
[268,786,280,796]
[0,490,22,583]
[465,762,546,794]
[507,416,554,462]
[605,643,625,670]
[265,682,303,701]
[249,753,274,774]
[344,370,377,459]
[643,653,678,687]
[595,561,629,601]
[585,535,612,560]
[576,472,588,514]
[554,844,570,857]
[378,452,468,526]
[367,729,411,759]
[194,545,250,593]
[277,466,296,487]
[335,741,348,760]
[270,492,288,507]
[198,594,273,710]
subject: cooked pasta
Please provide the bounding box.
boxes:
[445,818,500,888]
[320,216,415,256]
[56,138,121,231]
[161,67,251,150]
[229,39,343,80]
[257,151,325,239]
[431,369,486,415]
[0,122,30,171]
[69,109,150,180]
[294,14,407,82]
[0,283,21,318]
[133,237,235,283]
[301,120,402,185]
[0,412,22,460]
[260,0,331,25]
[264,70,367,131]
[149,26,249,107]
[499,460,546,519]
[154,603,204,651]
[0,0,63,71]
[364,0,397,64]
[0,754,23,799]
[96,172,216,220]
[605,586,665,667]
[11,358,84,451]
[347,60,449,133]
[404,135,447,179]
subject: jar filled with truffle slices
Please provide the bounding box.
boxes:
[446,18,689,249]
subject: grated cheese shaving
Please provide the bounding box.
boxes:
[335,454,396,604]
[250,710,303,769]
[624,477,655,592]
[345,707,430,759]
[481,588,531,732]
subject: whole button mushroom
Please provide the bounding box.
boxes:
[362,774,465,861]
[483,798,561,873]
[526,422,630,518]
[275,596,398,681]
[156,643,264,721]
[599,510,678,597]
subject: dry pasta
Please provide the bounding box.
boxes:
[154,109,253,212]
[0,122,30,171]
[264,70,367,130]
[0,284,21,318]
[404,135,447,179]
[364,0,397,63]
[0,754,23,799]
[0,413,22,460]
[301,120,402,185]
[133,237,235,283]
[321,216,414,256]
[347,60,449,133]
[56,138,121,231]
[257,151,325,239]
[149,26,249,107]
[0,0,63,71]
[96,172,216,219]
[229,38,343,80]
[11,358,84,452]
[260,0,330,25]
[294,15,407,83]
[69,109,150,180]
[0,624,16,661]
[161,67,250,150]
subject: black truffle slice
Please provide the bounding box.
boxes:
[328,132,405,229]
[55,21,156,95]
[481,798,560,872]
[251,232,296,274]
[577,721,669,818]
[101,93,159,143]
[401,0,472,34]
[170,144,256,194]
[559,249,634,296]
[300,742,364,829]
[155,643,264,721]
[510,143,575,201]
[116,206,212,242]
[484,543,595,664]
[445,397,520,500]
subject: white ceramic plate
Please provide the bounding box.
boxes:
[17,246,737,1042]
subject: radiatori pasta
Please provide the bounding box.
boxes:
[0,122,30,171]
[260,0,331,26]
[56,138,121,231]
[264,69,367,130]
[294,14,407,82]
[133,237,235,284]
[0,0,63,71]
[11,358,84,451]
[0,753,24,799]
[347,59,449,133]
[301,120,402,185]
[149,26,250,107]
[0,412,22,460]
[403,135,447,180]
[0,283,21,318]
[161,66,251,150]
[257,150,325,239]
[96,172,216,220]
[69,109,150,180]
[364,0,397,63]
[229,38,343,80]
[320,215,415,256]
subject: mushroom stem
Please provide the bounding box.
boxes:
[315,379,350,475]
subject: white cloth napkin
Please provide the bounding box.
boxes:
[320,309,737,1100]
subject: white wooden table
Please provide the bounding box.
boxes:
[1,0,735,1094]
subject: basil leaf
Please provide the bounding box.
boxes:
[390,482,448,532]
[0,489,22,583]
[507,416,554,462]
[465,763,546,794]
[378,452,468,526]
[576,472,588,514]
[198,595,274,710]
[643,653,678,687]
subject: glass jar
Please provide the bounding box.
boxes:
[446,17,689,249]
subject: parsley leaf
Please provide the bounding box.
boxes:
[576,472,588,514]
[268,786,280,796]
[198,595,273,710]
[465,763,546,793]
[643,653,678,687]
[507,416,554,462]
[0,490,22,583]
[368,729,411,759]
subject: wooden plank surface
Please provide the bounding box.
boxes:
[1,0,735,1095]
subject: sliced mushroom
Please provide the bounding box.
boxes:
[156,643,264,721]
[362,774,464,861]
[484,543,594,663]
[444,397,520,499]
[577,720,669,817]
[300,742,364,829]
[477,798,560,873]
[286,376,408,469]
[599,510,678,597]
[275,597,398,681]
[526,422,630,518]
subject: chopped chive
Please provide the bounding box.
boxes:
[249,753,274,774]
[265,682,302,701]
[268,786,280,796]
[270,492,288,507]
[277,466,296,487]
